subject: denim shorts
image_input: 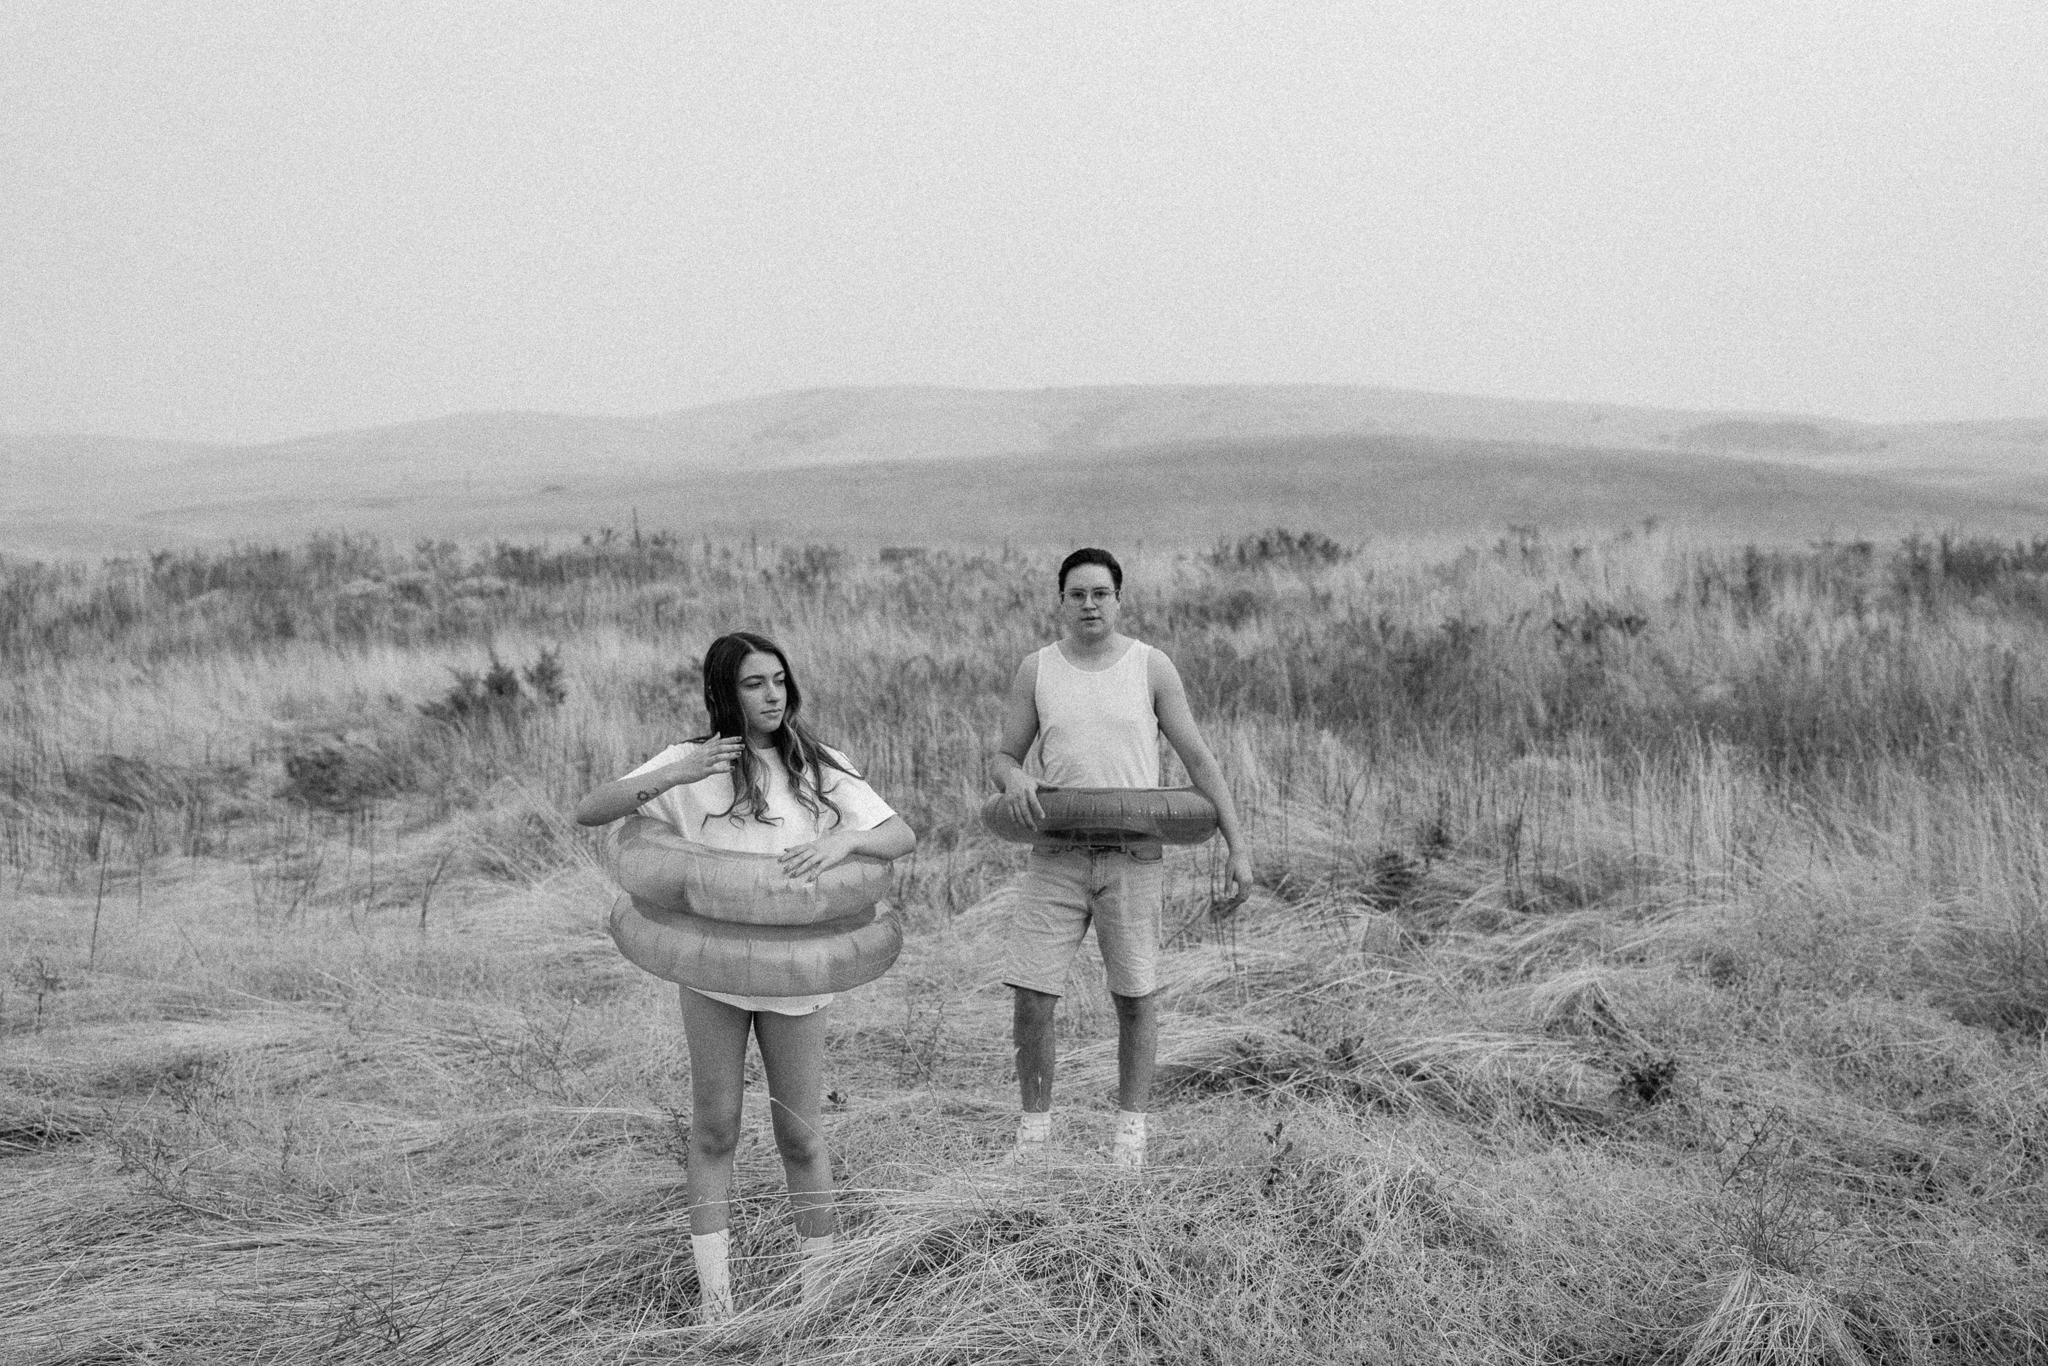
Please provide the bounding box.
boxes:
[1000,843,1166,998]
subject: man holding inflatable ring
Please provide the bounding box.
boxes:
[989,547,1253,1168]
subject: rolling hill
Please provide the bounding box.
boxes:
[6,385,2047,558]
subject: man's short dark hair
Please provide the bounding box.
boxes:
[1057,547,1123,594]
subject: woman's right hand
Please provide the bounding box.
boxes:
[576,736,746,827]
[668,736,745,787]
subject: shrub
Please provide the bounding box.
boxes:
[778,545,846,588]
[1208,528,1353,570]
[280,741,410,812]
[421,654,523,726]
[419,649,568,726]
[521,647,568,706]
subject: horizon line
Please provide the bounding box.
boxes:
[8,380,2043,451]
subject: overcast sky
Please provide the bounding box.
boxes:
[4,1,2043,443]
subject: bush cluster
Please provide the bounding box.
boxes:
[419,648,568,726]
[1207,527,1353,569]
[10,530,2048,794]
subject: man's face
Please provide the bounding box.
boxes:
[1058,563,1121,641]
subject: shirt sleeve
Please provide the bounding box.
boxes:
[819,748,897,832]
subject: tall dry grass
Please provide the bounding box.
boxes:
[3,526,2047,1363]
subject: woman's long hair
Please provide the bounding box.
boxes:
[694,631,859,828]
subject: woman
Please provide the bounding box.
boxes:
[576,631,915,1322]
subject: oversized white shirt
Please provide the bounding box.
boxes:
[620,739,896,1013]
[625,740,896,853]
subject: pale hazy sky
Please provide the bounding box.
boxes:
[4,1,2044,443]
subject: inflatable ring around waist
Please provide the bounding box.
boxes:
[610,815,894,924]
[605,815,901,994]
[608,894,902,995]
[980,785,1219,848]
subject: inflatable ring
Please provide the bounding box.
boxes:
[608,894,903,995]
[981,785,1219,848]
[610,815,893,925]
[604,815,902,994]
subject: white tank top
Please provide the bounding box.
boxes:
[1034,639,1159,788]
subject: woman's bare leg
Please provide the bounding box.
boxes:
[678,987,753,1235]
[754,1006,836,1238]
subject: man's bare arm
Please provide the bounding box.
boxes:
[989,654,1045,826]
[1150,651,1254,902]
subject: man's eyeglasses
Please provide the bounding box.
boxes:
[1062,588,1118,606]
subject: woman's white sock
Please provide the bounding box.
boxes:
[798,1232,836,1305]
[690,1230,734,1321]
[1016,1110,1052,1148]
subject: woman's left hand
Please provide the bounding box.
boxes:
[779,832,856,884]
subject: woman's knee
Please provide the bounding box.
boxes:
[767,1094,829,1167]
[771,1118,829,1169]
[692,1109,743,1158]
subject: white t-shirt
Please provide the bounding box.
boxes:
[623,739,896,1014]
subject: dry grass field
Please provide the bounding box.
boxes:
[5,525,2048,1363]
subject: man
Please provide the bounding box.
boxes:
[989,547,1253,1168]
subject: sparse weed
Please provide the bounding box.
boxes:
[7,954,66,1032]
[895,978,949,1087]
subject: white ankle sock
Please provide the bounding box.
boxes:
[1016,1110,1052,1146]
[798,1232,835,1305]
[1111,1110,1147,1168]
[690,1230,734,1320]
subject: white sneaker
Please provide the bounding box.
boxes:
[1000,1111,1054,1166]
[1110,1111,1148,1170]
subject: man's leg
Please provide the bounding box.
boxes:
[1000,850,1089,1158]
[1094,848,1167,1168]
[1013,986,1059,1114]
[1110,989,1160,1113]
[1110,990,1159,1167]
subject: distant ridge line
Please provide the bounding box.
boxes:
[5,384,2047,560]
[9,380,2041,455]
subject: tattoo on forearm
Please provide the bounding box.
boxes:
[635,789,657,803]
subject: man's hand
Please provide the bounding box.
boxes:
[1216,848,1255,915]
[778,831,856,884]
[996,768,1046,829]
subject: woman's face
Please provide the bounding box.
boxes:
[734,649,789,743]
